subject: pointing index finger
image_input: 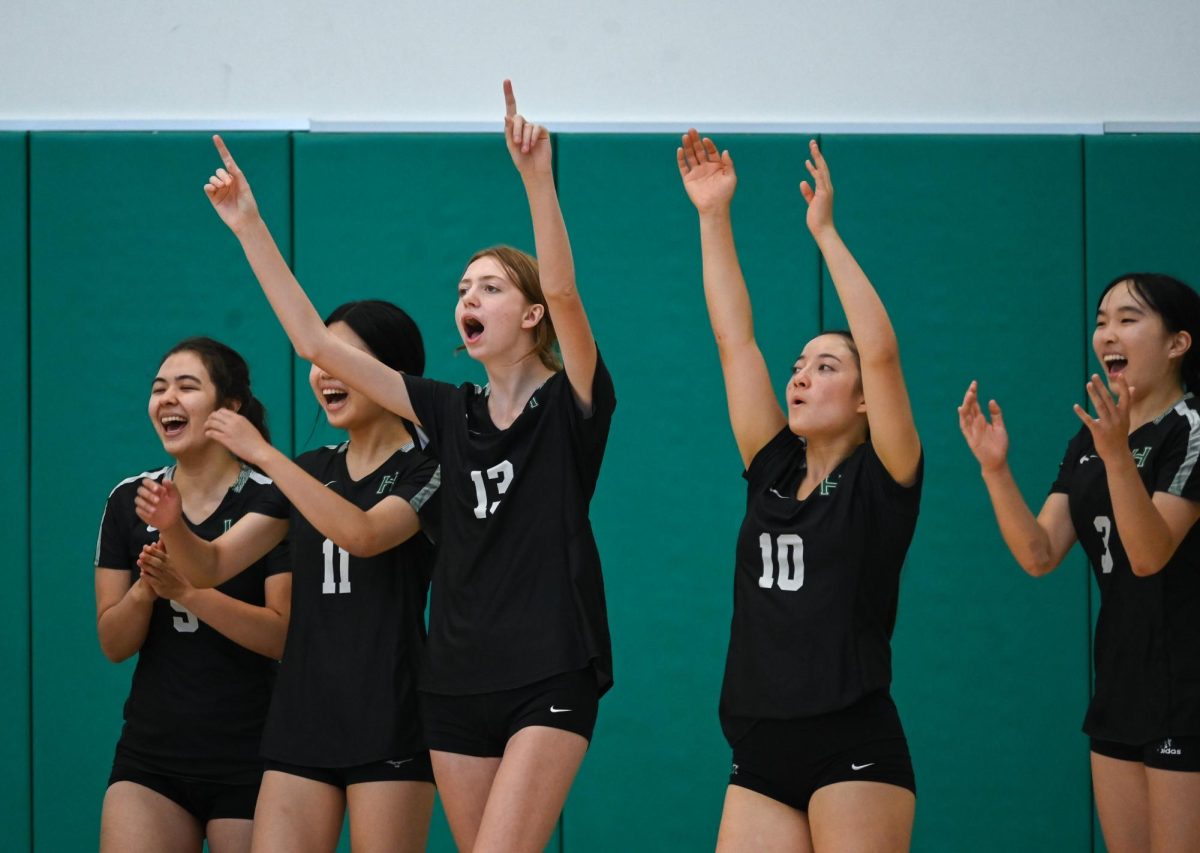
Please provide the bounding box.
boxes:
[503,79,517,118]
[212,134,237,171]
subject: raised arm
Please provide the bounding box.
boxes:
[206,409,423,557]
[959,381,1077,575]
[678,130,786,467]
[503,81,598,409]
[1074,374,1200,575]
[138,542,291,659]
[801,140,920,485]
[135,478,287,588]
[205,135,420,425]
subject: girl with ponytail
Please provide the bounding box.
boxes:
[960,273,1200,851]
[95,337,291,853]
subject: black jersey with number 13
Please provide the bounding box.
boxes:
[403,353,616,696]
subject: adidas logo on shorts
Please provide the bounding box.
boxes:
[1158,739,1183,756]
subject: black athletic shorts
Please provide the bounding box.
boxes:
[108,757,260,824]
[420,667,599,757]
[1091,736,1200,772]
[264,752,435,787]
[727,690,916,811]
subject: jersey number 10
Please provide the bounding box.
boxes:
[758,533,805,591]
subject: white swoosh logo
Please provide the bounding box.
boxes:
[549,706,572,713]
[851,762,874,771]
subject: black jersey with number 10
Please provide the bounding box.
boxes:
[1050,394,1200,744]
[95,465,291,782]
[260,441,440,766]
[403,353,616,696]
[720,430,922,744]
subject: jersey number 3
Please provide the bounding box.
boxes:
[758,533,805,591]
[1093,515,1114,574]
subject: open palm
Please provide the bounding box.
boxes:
[677,129,736,214]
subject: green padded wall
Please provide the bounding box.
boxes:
[1083,134,1200,853]
[290,133,549,852]
[819,136,1092,850]
[557,133,821,850]
[29,132,294,851]
[1,133,31,852]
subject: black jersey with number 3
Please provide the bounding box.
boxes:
[95,465,290,782]
[720,429,922,744]
[403,353,616,696]
[259,441,440,766]
[1050,395,1200,744]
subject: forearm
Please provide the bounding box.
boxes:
[97,579,156,662]
[175,588,288,659]
[156,524,223,588]
[1105,454,1174,575]
[981,465,1059,576]
[254,445,383,557]
[234,219,329,362]
[523,174,577,302]
[697,209,755,350]
[811,226,899,363]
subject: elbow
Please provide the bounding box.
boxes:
[1019,552,1059,578]
[1130,558,1167,578]
[98,637,134,663]
[294,334,323,365]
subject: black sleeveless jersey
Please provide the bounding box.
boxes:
[403,352,616,696]
[1050,394,1200,743]
[719,429,922,744]
[95,465,291,782]
[260,441,441,766]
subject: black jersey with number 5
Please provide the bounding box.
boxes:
[259,441,440,766]
[719,429,922,744]
[95,465,291,782]
[403,352,616,696]
[1050,395,1200,743]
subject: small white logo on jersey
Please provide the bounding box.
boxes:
[851,762,875,771]
[769,488,789,499]
[386,758,414,767]
[146,524,157,533]
[731,763,739,775]
[1080,454,1098,464]
[549,706,572,714]
[324,480,338,487]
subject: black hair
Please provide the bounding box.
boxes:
[324,300,425,376]
[1099,273,1200,390]
[159,337,270,442]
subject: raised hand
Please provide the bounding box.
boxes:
[137,542,194,602]
[959,381,1010,472]
[504,80,552,178]
[1074,373,1135,463]
[799,139,835,237]
[677,129,737,215]
[204,135,262,235]
[206,408,270,468]
[135,478,183,531]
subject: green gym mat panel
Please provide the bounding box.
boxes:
[819,134,1092,851]
[1083,133,1200,853]
[28,132,294,851]
[290,132,546,852]
[556,132,822,851]
[0,132,31,852]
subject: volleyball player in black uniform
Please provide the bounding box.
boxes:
[198,81,615,852]
[960,273,1200,852]
[679,132,922,851]
[138,303,440,853]
[96,338,290,853]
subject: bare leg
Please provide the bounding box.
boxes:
[1093,751,1151,853]
[205,819,254,853]
[715,785,813,853]
[100,781,203,853]
[808,781,914,853]
[249,770,345,853]
[472,726,588,853]
[345,780,436,853]
[430,751,501,852]
[1146,767,1200,853]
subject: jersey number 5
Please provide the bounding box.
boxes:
[170,600,199,633]
[758,533,804,591]
[322,538,351,594]
[470,460,514,519]
[1093,515,1114,574]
